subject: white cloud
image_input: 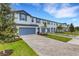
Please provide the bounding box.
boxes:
[31,3,41,7]
[56,6,79,18]
[44,4,57,16]
[13,3,21,6]
[44,3,79,18]
[72,19,77,21]
[61,3,70,8]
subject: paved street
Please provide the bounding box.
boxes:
[21,35,79,56]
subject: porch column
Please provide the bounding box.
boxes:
[45,28,47,33]
[40,27,42,33]
[36,27,38,34]
[50,28,51,33]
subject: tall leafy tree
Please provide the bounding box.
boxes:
[43,22,47,28]
[43,22,47,33]
[69,23,75,32]
[57,25,63,32]
[75,27,79,31]
[0,3,17,42]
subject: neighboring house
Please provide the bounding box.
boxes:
[12,10,68,35]
[56,23,69,32]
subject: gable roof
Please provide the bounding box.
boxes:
[12,10,32,16]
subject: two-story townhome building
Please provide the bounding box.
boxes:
[13,10,68,36]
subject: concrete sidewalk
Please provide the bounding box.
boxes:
[21,35,79,56]
[68,37,79,45]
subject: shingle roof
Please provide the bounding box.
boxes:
[13,10,67,25]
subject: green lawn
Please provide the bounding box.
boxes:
[55,32,79,36]
[46,34,72,42]
[63,32,79,36]
[0,39,38,56]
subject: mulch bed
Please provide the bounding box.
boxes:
[39,33,48,36]
[0,49,13,56]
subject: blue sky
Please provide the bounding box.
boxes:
[11,3,79,26]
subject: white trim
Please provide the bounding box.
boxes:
[17,25,37,28]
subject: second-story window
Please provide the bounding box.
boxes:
[36,18,40,23]
[54,23,56,25]
[32,18,34,22]
[47,21,50,24]
[20,13,27,21]
[51,22,53,25]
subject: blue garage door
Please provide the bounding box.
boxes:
[19,28,36,35]
[41,28,45,33]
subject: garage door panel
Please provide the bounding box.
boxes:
[19,28,36,35]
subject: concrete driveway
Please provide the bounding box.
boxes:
[21,35,79,56]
